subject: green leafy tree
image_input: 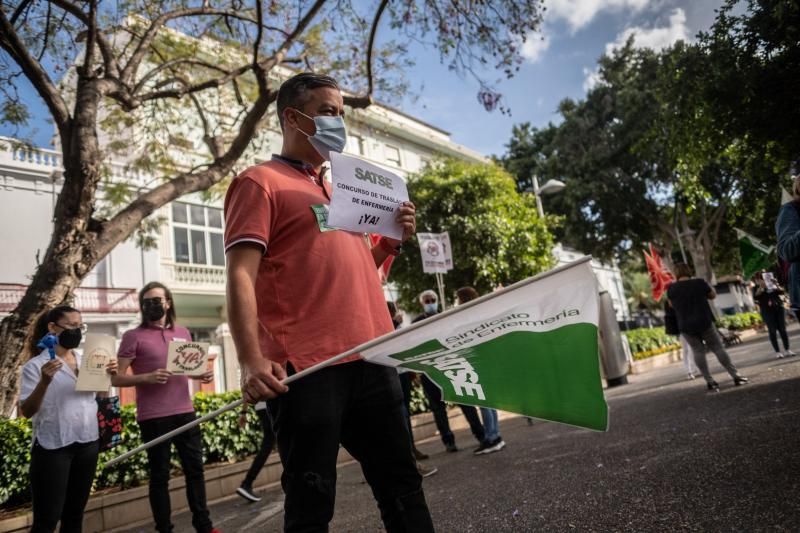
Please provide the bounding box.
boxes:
[0,0,546,414]
[503,18,792,283]
[391,159,555,313]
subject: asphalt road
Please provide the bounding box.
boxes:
[124,327,800,532]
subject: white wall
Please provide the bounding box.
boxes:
[0,182,55,284]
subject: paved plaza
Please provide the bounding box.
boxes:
[122,327,800,532]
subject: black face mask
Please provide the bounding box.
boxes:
[142,303,166,322]
[58,328,82,349]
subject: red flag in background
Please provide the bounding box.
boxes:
[643,243,674,301]
[369,234,395,282]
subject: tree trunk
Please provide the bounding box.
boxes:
[0,76,104,415]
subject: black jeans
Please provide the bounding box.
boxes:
[762,307,790,352]
[30,439,99,533]
[268,360,434,533]
[138,412,213,533]
[243,408,276,486]
[420,374,485,446]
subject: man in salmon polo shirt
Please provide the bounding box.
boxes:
[223,72,435,532]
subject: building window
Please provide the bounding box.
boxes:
[347,135,365,156]
[385,145,401,166]
[172,202,225,266]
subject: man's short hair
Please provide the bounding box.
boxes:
[276,72,340,130]
[418,289,438,303]
[456,286,479,304]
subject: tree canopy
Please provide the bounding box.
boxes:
[0,0,546,414]
[501,0,796,283]
[390,159,555,314]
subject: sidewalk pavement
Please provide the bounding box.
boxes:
[120,324,800,532]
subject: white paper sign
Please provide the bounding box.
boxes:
[418,232,453,273]
[327,152,409,240]
[75,334,115,392]
[167,341,210,376]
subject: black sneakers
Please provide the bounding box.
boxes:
[734,376,749,386]
[445,442,459,453]
[707,380,720,392]
[236,483,261,503]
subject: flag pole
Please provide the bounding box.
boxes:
[435,271,447,310]
[104,257,593,469]
[104,346,362,469]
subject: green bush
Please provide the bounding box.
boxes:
[624,327,678,355]
[716,311,763,331]
[0,417,32,507]
[409,380,429,415]
[1,391,264,508]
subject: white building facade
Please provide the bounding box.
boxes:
[0,101,486,394]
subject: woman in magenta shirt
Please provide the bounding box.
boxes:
[113,282,219,533]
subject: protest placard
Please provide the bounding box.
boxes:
[418,232,453,273]
[75,334,115,392]
[166,341,210,376]
[327,152,409,240]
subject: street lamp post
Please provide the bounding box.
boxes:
[531,175,566,218]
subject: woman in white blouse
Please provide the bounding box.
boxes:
[19,306,117,533]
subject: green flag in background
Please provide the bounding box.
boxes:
[737,229,774,280]
[363,258,608,431]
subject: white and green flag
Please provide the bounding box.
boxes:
[365,257,608,431]
[736,228,774,280]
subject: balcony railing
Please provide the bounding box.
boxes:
[0,285,139,313]
[160,262,226,293]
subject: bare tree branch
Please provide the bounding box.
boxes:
[365,0,389,99]
[98,0,331,254]
[49,0,120,78]
[81,0,97,76]
[188,93,223,159]
[132,58,234,95]
[120,7,284,85]
[0,6,71,135]
[9,0,34,26]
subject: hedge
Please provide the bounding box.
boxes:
[1,383,431,509]
[1,391,262,508]
[716,311,763,331]
[624,327,677,356]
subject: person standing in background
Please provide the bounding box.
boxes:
[752,271,795,359]
[455,287,506,455]
[389,301,438,479]
[667,264,748,392]
[19,306,117,533]
[665,300,698,380]
[236,401,276,502]
[776,175,800,315]
[112,282,219,533]
[413,289,487,453]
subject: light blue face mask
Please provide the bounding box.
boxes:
[293,109,347,161]
[423,303,438,315]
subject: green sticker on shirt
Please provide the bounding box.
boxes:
[310,204,337,232]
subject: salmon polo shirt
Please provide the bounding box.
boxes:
[223,157,394,372]
[117,324,195,422]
